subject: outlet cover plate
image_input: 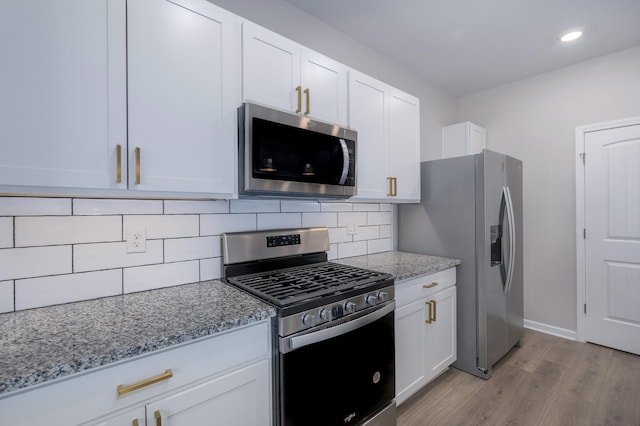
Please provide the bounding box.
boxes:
[126,227,146,253]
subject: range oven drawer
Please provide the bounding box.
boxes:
[276,304,395,425]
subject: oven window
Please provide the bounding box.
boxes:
[252,117,355,186]
[279,310,394,425]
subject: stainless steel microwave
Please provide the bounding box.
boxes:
[238,102,357,198]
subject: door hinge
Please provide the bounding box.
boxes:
[583,228,586,239]
[584,303,587,314]
[579,152,585,164]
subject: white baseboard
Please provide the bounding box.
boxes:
[524,319,577,341]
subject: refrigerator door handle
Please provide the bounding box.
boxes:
[503,186,516,293]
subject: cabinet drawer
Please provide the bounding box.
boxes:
[0,321,270,426]
[395,268,456,307]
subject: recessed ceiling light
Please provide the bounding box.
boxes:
[560,30,583,42]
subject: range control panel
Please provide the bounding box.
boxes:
[267,233,301,248]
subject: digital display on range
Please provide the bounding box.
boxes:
[266,234,301,247]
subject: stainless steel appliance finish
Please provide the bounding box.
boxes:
[398,149,523,379]
[222,227,396,425]
[238,102,357,198]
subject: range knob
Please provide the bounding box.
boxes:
[344,301,357,313]
[377,291,389,303]
[319,308,331,322]
[366,295,378,306]
[302,313,318,327]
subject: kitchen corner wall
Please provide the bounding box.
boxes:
[0,197,393,313]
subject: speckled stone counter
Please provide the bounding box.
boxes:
[0,280,275,396]
[336,251,460,282]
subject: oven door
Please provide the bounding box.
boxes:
[277,302,395,426]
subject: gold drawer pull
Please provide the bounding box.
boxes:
[155,410,163,426]
[117,369,173,396]
[132,420,140,426]
[423,282,439,289]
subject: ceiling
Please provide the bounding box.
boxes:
[283,0,640,97]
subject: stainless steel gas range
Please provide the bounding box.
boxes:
[222,227,396,426]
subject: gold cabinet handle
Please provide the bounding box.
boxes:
[387,177,394,196]
[423,282,439,289]
[132,420,140,426]
[304,88,310,115]
[425,301,432,324]
[117,369,173,396]
[393,177,398,196]
[295,85,302,113]
[134,147,141,185]
[116,144,122,184]
[154,410,163,426]
[431,300,437,322]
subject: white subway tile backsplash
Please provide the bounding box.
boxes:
[124,215,198,239]
[337,241,367,258]
[353,225,380,241]
[15,216,121,247]
[352,203,380,212]
[74,240,163,272]
[15,269,122,310]
[320,203,353,212]
[328,227,351,244]
[0,217,12,248]
[257,213,302,230]
[164,200,229,214]
[367,211,392,226]
[165,236,220,262]
[0,281,13,313]
[337,212,367,227]
[368,238,392,254]
[124,261,199,293]
[230,200,280,213]
[73,199,163,215]
[301,212,337,228]
[1,197,394,310]
[0,197,71,216]
[280,200,321,213]
[201,214,256,236]
[0,246,71,280]
[200,258,222,281]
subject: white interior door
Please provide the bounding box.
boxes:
[584,123,640,355]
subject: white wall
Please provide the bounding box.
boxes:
[207,0,458,161]
[459,45,640,332]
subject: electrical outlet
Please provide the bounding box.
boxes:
[126,227,146,253]
[346,222,358,235]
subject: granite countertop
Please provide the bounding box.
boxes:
[336,251,460,282]
[0,280,275,396]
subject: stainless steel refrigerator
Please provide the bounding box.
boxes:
[398,149,523,379]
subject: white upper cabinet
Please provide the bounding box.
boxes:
[242,21,348,126]
[0,0,237,198]
[348,70,421,202]
[127,0,237,196]
[0,0,127,191]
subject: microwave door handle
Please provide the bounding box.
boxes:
[338,139,350,185]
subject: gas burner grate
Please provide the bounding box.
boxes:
[226,262,389,307]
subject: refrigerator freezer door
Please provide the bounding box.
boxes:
[505,156,524,351]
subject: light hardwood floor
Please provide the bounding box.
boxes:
[397,328,640,426]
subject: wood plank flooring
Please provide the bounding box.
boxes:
[397,329,640,426]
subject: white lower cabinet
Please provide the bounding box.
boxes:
[0,321,271,426]
[395,268,457,405]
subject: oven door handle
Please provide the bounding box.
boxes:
[280,301,395,354]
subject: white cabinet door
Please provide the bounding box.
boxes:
[242,22,347,125]
[147,359,271,426]
[388,88,421,202]
[0,0,127,191]
[348,70,388,200]
[426,286,457,380]
[127,0,236,196]
[395,298,427,405]
[300,49,348,126]
[242,22,301,112]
